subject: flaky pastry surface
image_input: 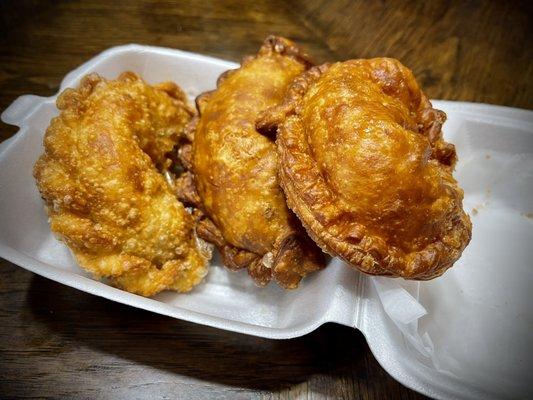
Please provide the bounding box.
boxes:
[259,59,471,279]
[181,36,325,288]
[34,72,209,296]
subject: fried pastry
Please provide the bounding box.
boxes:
[34,72,210,296]
[258,59,472,279]
[177,36,325,288]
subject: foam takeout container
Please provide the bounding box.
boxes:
[1,45,532,399]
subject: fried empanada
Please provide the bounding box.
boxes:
[34,72,210,296]
[258,59,471,279]
[178,36,325,288]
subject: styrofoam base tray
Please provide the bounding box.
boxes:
[1,45,532,400]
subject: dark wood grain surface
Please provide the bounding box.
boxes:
[0,1,531,399]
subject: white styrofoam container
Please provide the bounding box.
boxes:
[1,45,532,400]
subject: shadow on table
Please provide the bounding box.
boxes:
[25,274,408,396]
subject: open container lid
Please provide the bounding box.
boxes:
[1,45,532,399]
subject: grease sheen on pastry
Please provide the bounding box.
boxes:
[179,36,325,288]
[34,72,210,296]
[258,59,472,279]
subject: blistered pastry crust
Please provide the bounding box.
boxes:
[259,59,471,280]
[34,72,210,296]
[176,36,324,288]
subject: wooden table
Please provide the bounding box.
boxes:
[0,1,531,398]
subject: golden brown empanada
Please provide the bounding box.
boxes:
[177,36,325,288]
[258,59,471,280]
[34,72,210,296]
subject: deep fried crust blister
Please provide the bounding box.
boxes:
[174,36,325,288]
[34,72,211,296]
[258,59,472,280]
